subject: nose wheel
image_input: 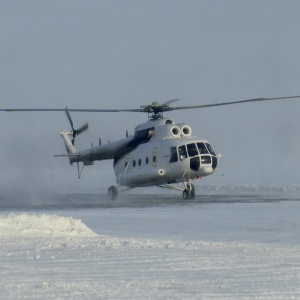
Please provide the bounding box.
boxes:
[182,183,195,199]
[108,186,118,200]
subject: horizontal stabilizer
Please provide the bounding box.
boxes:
[53,153,81,157]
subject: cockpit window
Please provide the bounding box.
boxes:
[205,143,216,156]
[178,145,187,160]
[187,143,198,157]
[197,142,208,154]
[169,147,178,163]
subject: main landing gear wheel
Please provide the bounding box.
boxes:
[108,186,118,201]
[182,184,195,200]
[182,190,189,199]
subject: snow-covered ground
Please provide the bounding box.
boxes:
[0,191,300,299]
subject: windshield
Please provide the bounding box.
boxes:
[205,143,216,156]
[197,142,208,154]
[187,143,198,157]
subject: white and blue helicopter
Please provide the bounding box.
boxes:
[1,96,300,200]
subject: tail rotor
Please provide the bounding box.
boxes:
[65,107,88,145]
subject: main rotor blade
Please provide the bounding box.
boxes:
[162,98,180,106]
[0,108,141,112]
[170,95,300,111]
[1,95,299,113]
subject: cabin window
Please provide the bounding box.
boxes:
[197,142,208,154]
[138,159,141,166]
[145,157,149,164]
[169,147,178,163]
[133,160,136,167]
[178,145,187,160]
[153,154,157,163]
[187,143,198,157]
[125,161,128,169]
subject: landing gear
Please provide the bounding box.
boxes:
[182,190,189,199]
[156,182,197,199]
[108,186,118,201]
[182,183,195,199]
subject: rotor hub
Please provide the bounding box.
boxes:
[140,101,173,119]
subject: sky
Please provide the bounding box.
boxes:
[1,0,300,195]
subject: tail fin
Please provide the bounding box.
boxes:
[60,130,76,155]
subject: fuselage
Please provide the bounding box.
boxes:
[113,118,219,187]
[62,117,219,188]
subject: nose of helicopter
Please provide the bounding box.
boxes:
[197,154,220,176]
[201,166,214,175]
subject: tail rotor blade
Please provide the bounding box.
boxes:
[65,107,74,131]
[76,123,89,135]
[64,107,88,146]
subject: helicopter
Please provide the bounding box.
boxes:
[1,95,300,200]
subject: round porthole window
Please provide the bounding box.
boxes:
[133,160,136,167]
[145,157,149,164]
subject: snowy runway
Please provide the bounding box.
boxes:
[1,193,300,299]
